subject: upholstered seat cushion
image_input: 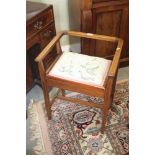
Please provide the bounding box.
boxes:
[48,52,111,87]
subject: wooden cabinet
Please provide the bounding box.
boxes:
[80,0,129,66]
[26,1,56,91]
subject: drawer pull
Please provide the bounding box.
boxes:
[44,30,52,37]
[34,21,43,30]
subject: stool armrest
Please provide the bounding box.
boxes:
[64,31,120,43]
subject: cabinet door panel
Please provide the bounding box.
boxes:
[95,10,121,57]
[92,4,129,60]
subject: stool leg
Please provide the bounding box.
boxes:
[42,84,51,120]
[101,96,112,134]
[60,89,65,96]
[101,108,108,134]
[38,61,51,120]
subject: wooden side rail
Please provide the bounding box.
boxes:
[57,96,103,109]
[35,32,64,62]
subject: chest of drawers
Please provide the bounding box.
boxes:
[26,1,56,91]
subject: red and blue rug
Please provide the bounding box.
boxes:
[28,80,129,155]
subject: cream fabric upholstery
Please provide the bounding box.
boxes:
[48,52,111,87]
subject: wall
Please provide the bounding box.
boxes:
[28,0,81,48]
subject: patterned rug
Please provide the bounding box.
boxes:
[28,80,129,155]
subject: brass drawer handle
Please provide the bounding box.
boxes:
[44,30,52,37]
[34,21,43,30]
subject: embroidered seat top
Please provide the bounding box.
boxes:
[48,52,111,87]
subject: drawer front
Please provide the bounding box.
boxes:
[40,23,56,48]
[27,9,53,39]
